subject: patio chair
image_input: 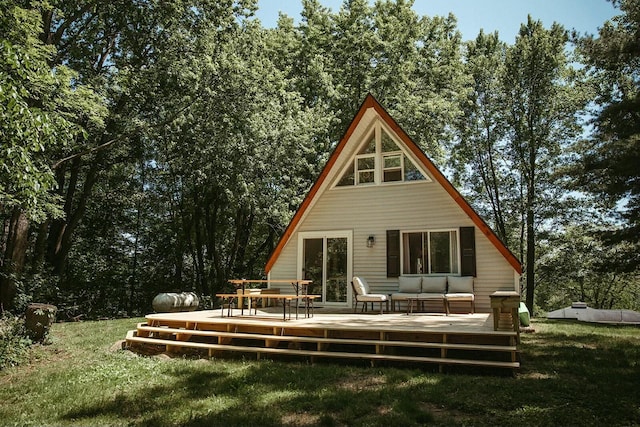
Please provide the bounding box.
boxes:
[351,276,388,314]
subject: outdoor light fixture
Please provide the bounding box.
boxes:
[367,235,375,248]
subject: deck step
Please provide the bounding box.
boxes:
[136,324,517,352]
[126,332,519,369]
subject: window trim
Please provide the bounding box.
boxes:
[355,153,376,185]
[382,151,404,182]
[400,229,460,276]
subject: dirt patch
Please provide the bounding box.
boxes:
[336,373,387,391]
[519,372,554,380]
[109,340,127,352]
[281,412,321,426]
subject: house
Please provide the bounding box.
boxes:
[264,94,522,312]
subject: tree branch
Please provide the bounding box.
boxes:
[51,138,118,170]
[51,101,193,170]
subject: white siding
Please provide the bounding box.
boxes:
[270,179,519,312]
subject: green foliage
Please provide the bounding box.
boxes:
[0,1,105,222]
[0,0,636,318]
[572,0,640,271]
[537,226,640,311]
[0,3,62,221]
[0,313,31,370]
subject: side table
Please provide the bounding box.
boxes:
[490,291,521,342]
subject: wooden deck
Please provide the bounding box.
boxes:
[125,308,520,372]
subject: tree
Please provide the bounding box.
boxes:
[0,1,104,311]
[574,0,640,272]
[503,17,584,313]
[452,30,517,247]
[3,0,262,313]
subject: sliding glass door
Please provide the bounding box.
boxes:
[300,231,352,306]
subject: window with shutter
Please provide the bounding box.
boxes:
[400,230,459,275]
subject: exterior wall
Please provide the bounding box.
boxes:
[269,178,519,312]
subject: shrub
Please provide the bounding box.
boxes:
[0,313,32,370]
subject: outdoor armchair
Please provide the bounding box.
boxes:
[351,276,388,314]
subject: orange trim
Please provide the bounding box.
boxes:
[264,95,522,275]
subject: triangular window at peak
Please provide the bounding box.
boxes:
[336,125,428,187]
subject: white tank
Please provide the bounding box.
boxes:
[152,292,199,312]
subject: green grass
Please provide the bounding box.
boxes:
[0,318,638,426]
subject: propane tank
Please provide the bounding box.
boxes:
[152,292,199,313]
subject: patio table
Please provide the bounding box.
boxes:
[406,296,448,316]
[216,293,318,321]
[228,279,314,318]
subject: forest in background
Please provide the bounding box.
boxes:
[1,0,638,319]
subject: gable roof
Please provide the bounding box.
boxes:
[264,94,522,275]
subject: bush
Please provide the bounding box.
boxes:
[0,313,32,370]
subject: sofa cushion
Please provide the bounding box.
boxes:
[358,294,388,302]
[447,276,474,293]
[417,292,445,300]
[398,276,422,293]
[421,276,447,293]
[445,293,474,301]
[352,276,370,295]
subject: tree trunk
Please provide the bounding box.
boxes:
[192,188,206,295]
[1,210,30,311]
[525,152,536,314]
[525,206,535,315]
[48,153,102,275]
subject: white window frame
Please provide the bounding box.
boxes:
[382,151,404,182]
[400,229,460,275]
[355,153,376,185]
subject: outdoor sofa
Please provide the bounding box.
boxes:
[391,276,474,314]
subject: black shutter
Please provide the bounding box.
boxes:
[387,230,400,278]
[460,227,476,277]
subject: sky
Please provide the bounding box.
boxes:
[254,0,619,42]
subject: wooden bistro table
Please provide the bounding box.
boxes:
[216,293,309,321]
[220,279,317,321]
[490,290,521,342]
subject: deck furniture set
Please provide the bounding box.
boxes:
[352,276,475,315]
[218,279,319,321]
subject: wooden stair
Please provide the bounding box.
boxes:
[126,320,519,371]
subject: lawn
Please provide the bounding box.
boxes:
[0,318,638,426]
